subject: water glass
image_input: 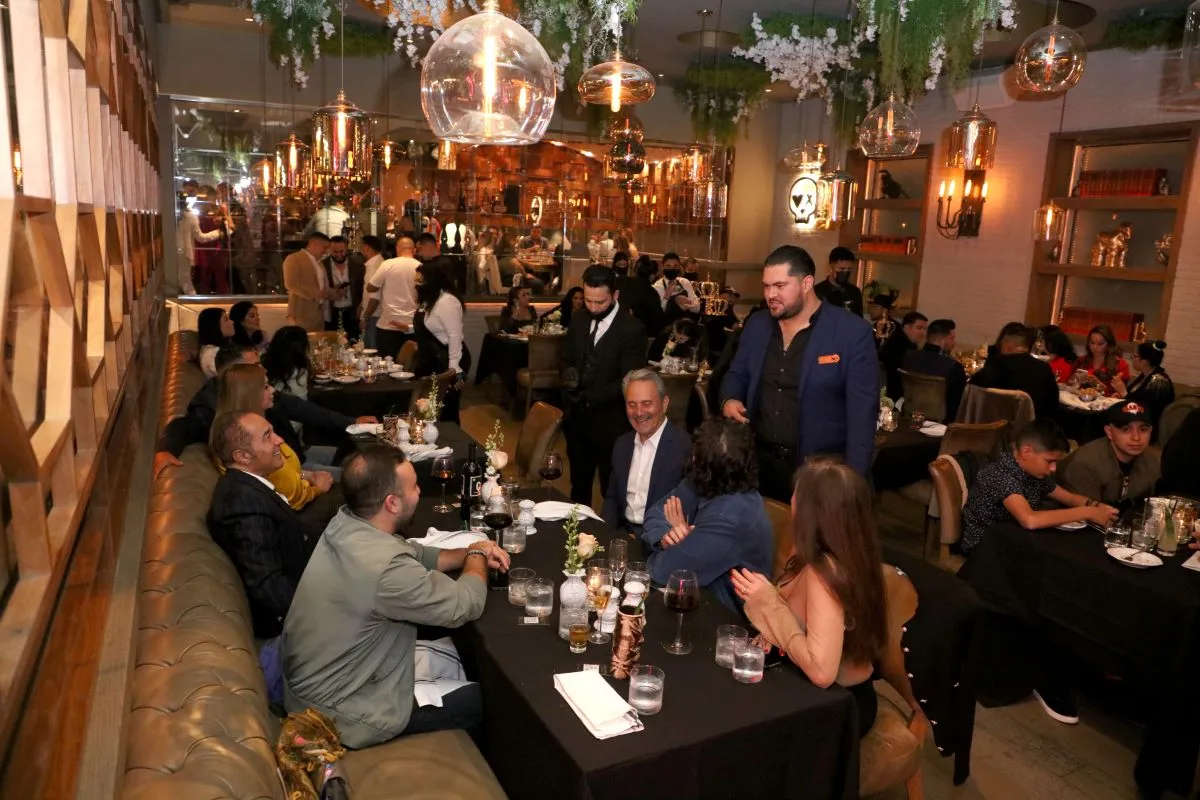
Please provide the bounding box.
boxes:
[1104,522,1131,549]
[715,625,749,669]
[608,538,628,582]
[732,642,765,684]
[1131,520,1156,551]
[628,665,665,715]
[507,568,536,607]
[469,508,487,533]
[503,525,526,554]
[524,578,554,619]
[568,623,589,654]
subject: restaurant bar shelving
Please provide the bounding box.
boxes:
[1025,122,1199,343]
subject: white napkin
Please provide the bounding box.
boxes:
[402,444,455,463]
[534,501,603,522]
[919,422,947,437]
[346,423,383,436]
[553,670,644,740]
[1182,552,1200,572]
[413,638,470,707]
[409,528,488,549]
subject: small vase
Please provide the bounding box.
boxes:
[480,472,501,504]
[423,420,439,446]
[610,609,646,680]
[558,570,588,640]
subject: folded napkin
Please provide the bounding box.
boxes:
[919,422,947,437]
[553,670,644,740]
[534,501,603,522]
[409,528,488,549]
[1183,552,1200,572]
[401,444,455,463]
[346,423,383,436]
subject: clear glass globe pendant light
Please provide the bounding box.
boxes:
[1013,2,1086,94]
[858,94,921,158]
[420,0,557,145]
[577,5,656,112]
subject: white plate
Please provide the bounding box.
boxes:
[313,374,332,383]
[333,375,361,384]
[1056,521,1087,531]
[360,348,378,355]
[919,422,947,438]
[1107,546,1163,569]
[389,370,414,380]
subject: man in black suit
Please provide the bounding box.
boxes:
[206,411,317,638]
[617,255,664,336]
[902,318,967,421]
[562,265,648,505]
[879,310,928,401]
[323,235,365,340]
[971,323,1060,420]
[602,369,692,536]
[813,246,864,318]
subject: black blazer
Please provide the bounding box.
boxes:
[562,303,647,423]
[206,469,317,638]
[322,254,366,312]
[879,330,917,401]
[617,276,665,336]
[970,353,1060,421]
[902,344,968,421]
[601,422,692,532]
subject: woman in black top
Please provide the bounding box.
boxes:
[230,300,267,351]
[499,285,537,333]
[541,287,583,329]
[1114,339,1175,439]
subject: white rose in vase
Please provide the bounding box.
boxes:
[488,449,509,472]
[576,532,599,559]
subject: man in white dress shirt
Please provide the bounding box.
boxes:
[359,235,385,348]
[362,236,420,359]
[601,370,692,535]
[653,252,701,314]
[176,194,226,295]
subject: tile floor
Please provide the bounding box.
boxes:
[459,386,1165,800]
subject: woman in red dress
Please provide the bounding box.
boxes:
[1073,324,1129,396]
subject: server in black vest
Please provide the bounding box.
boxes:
[562,265,648,505]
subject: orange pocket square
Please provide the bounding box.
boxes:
[817,354,841,365]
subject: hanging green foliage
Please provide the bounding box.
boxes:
[1100,6,1186,52]
[335,18,394,59]
[674,56,771,146]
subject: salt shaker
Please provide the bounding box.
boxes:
[598,588,621,634]
[517,499,536,535]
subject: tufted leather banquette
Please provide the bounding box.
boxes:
[123,331,506,799]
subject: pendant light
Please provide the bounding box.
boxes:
[312,4,372,187]
[815,1,858,232]
[420,0,556,145]
[1034,94,1068,246]
[374,41,400,172]
[251,27,273,197]
[1013,1,1086,94]
[577,6,656,113]
[858,8,920,159]
[274,73,311,195]
[946,103,997,169]
[685,3,726,221]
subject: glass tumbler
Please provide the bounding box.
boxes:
[1104,523,1131,549]
[732,642,765,684]
[524,578,554,619]
[715,625,749,669]
[628,665,665,715]
[507,567,536,607]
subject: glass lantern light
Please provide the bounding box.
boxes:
[1013,19,1087,93]
[608,139,647,175]
[311,90,373,184]
[858,95,921,158]
[946,103,998,169]
[1184,1,1200,89]
[273,133,311,195]
[816,166,858,230]
[578,52,657,113]
[420,0,556,145]
[606,112,645,143]
[251,157,273,196]
[782,140,827,172]
[1033,200,1066,243]
[374,137,400,171]
[692,177,727,220]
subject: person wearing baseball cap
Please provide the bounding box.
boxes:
[1058,399,1161,511]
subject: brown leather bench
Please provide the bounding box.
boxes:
[122,331,506,799]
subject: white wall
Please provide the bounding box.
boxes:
[771,47,1200,386]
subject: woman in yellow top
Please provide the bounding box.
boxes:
[214,363,334,510]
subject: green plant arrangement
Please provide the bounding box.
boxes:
[674,56,771,145]
[336,18,394,59]
[251,0,335,88]
[563,506,603,573]
[1100,6,1186,52]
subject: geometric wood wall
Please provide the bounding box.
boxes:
[0,0,159,761]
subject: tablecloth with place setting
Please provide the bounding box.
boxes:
[308,375,418,419]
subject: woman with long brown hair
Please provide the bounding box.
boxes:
[1074,324,1130,395]
[731,457,887,736]
[212,364,333,512]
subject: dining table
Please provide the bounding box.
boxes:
[308,373,419,419]
[474,332,529,397]
[958,521,1200,798]
[1055,388,1122,445]
[406,490,862,800]
[872,418,943,492]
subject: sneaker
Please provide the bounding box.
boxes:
[1033,688,1079,725]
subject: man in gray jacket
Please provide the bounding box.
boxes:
[282,445,510,747]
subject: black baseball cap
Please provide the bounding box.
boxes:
[1107,400,1151,428]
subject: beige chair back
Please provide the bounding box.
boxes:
[661,373,698,427]
[527,333,566,373]
[929,455,966,556]
[956,384,1034,431]
[899,369,948,423]
[939,420,1008,458]
[396,340,419,371]
[485,315,503,335]
[1159,395,1200,447]
[408,369,457,414]
[763,497,794,580]
[515,402,564,483]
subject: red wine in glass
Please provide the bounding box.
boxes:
[538,451,563,501]
[665,591,699,613]
[482,511,513,590]
[662,570,700,655]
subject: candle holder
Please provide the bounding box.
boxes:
[936,169,987,239]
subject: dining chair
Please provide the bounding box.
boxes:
[485,315,503,336]
[515,333,567,416]
[955,385,1033,433]
[514,401,564,486]
[927,456,967,569]
[395,340,419,372]
[860,564,925,799]
[763,497,794,580]
[1159,395,1200,448]
[407,369,458,415]
[660,373,698,429]
[899,369,948,423]
[693,379,711,421]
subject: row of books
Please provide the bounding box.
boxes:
[1073,168,1168,198]
[859,235,919,255]
[1059,307,1145,342]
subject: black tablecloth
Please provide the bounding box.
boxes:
[334,422,478,495]
[1055,404,1107,445]
[309,377,417,418]
[872,424,941,492]
[959,523,1200,797]
[408,492,861,800]
[474,333,528,396]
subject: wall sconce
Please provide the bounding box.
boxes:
[936,169,987,239]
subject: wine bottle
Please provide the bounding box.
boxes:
[460,443,481,528]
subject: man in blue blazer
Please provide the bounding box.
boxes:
[720,245,879,501]
[601,369,692,536]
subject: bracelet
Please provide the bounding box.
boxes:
[465,548,490,561]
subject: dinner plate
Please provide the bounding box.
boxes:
[360,348,378,355]
[1056,521,1087,531]
[388,370,415,380]
[333,375,361,384]
[313,374,332,383]
[1106,546,1163,569]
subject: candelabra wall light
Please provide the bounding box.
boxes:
[936,170,987,238]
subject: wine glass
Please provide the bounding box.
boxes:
[538,450,563,501]
[483,494,514,545]
[587,566,613,645]
[662,570,700,655]
[430,454,456,514]
[607,538,628,584]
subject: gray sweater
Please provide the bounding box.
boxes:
[282,508,487,748]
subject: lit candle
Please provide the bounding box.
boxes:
[948,180,956,198]
[938,180,946,198]
[964,179,973,197]
[981,182,988,199]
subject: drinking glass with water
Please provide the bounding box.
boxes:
[628,665,664,715]
[732,642,765,684]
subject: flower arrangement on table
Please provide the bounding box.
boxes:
[483,420,508,475]
[540,308,563,334]
[415,385,442,423]
[563,506,603,574]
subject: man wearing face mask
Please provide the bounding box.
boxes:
[561,266,649,505]
[813,246,864,318]
[720,245,878,501]
[653,252,701,314]
[322,235,365,340]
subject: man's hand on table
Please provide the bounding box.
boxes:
[1083,503,1119,526]
[472,539,511,571]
